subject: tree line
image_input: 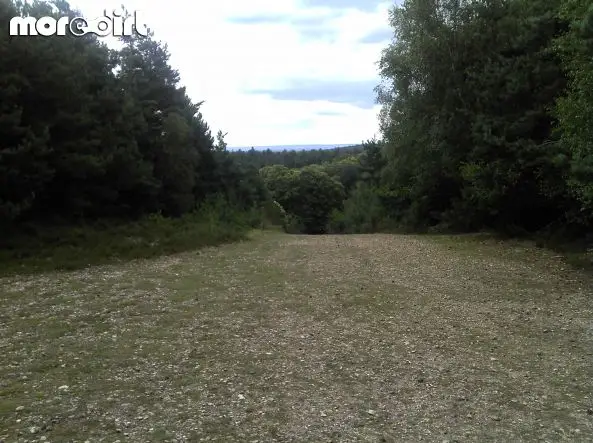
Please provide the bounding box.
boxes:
[0,0,265,233]
[229,145,363,170]
[258,140,385,234]
[372,0,593,238]
[2,0,592,263]
[256,0,593,242]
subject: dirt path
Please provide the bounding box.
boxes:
[1,232,592,442]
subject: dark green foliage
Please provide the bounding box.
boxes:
[286,167,345,234]
[255,141,387,235]
[358,139,386,187]
[259,165,299,203]
[0,0,265,245]
[259,200,287,228]
[229,145,364,170]
[3,0,593,257]
[322,155,363,195]
[282,213,306,234]
[331,182,384,234]
[0,201,254,275]
[375,0,592,238]
[554,0,593,223]
[260,165,345,234]
[327,208,347,234]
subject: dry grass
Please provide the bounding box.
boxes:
[1,231,592,442]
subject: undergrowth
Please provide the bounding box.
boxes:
[0,201,259,276]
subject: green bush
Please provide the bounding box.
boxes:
[262,165,345,234]
[327,209,347,234]
[284,167,345,234]
[282,213,305,234]
[0,200,255,275]
[338,182,384,234]
[260,199,286,228]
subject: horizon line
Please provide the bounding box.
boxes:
[228,143,359,150]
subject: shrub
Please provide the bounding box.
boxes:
[261,165,344,234]
[282,213,305,234]
[283,167,345,234]
[339,182,384,233]
[0,201,255,275]
[327,208,347,234]
[260,199,287,228]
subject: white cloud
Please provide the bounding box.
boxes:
[70,0,392,146]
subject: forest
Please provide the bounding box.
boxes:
[1,0,592,271]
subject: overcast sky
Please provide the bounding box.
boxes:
[70,0,394,147]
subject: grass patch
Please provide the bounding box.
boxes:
[0,206,257,276]
[425,230,593,274]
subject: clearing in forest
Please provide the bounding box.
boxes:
[1,232,592,442]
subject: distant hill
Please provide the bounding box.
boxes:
[228,144,358,151]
